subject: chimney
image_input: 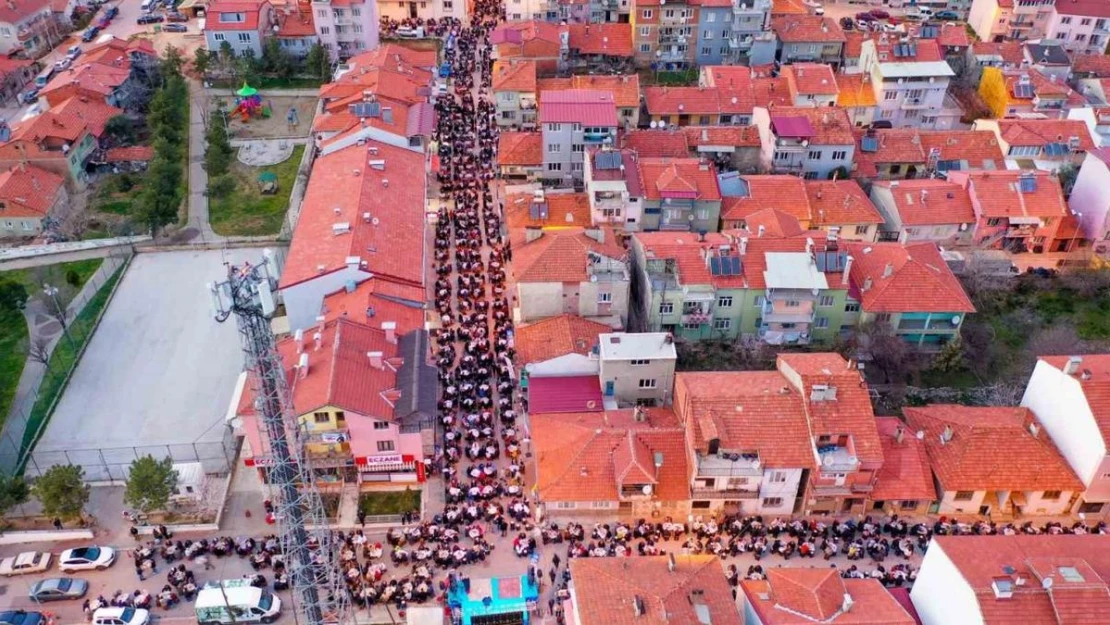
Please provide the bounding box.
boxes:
[367,351,384,369]
[525,227,544,243]
[382,321,397,344]
[297,353,309,379]
[1064,356,1082,375]
[806,237,815,256]
[895,426,904,444]
[941,424,954,444]
[882,262,894,278]
[757,224,766,238]
[842,255,854,286]
[739,237,748,255]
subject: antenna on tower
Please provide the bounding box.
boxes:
[211,257,352,625]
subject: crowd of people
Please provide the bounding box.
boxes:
[379,15,462,38]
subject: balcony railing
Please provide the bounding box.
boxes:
[762,301,815,324]
[1007,225,1037,237]
[901,98,931,110]
[811,484,853,496]
[729,36,752,50]
[851,483,874,494]
[817,446,859,472]
[1009,20,1034,29]
[690,488,760,499]
[681,312,713,325]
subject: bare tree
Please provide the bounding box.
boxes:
[977,383,1024,407]
[61,210,92,241]
[1058,267,1110,299]
[1028,324,1087,356]
[26,335,52,366]
[847,321,919,384]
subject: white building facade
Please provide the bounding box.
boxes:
[312,0,379,59]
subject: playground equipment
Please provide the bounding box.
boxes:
[231,84,272,122]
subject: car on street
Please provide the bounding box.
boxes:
[136,14,164,24]
[105,6,118,18]
[166,12,188,22]
[0,552,52,577]
[163,23,188,32]
[82,27,99,41]
[58,546,115,572]
[96,16,111,28]
[855,11,877,21]
[934,10,960,20]
[53,58,71,71]
[869,9,890,19]
[66,45,81,60]
[29,578,89,603]
[0,611,46,625]
[92,608,150,625]
[18,89,38,104]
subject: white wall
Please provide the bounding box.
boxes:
[938,489,987,515]
[911,542,984,625]
[525,353,599,378]
[281,267,371,332]
[1068,152,1110,243]
[758,468,803,514]
[1021,359,1107,486]
[517,281,565,322]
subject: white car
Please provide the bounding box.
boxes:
[92,608,149,625]
[58,546,115,573]
[0,552,52,577]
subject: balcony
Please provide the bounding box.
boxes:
[697,453,764,477]
[817,446,860,472]
[762,300,815,324]
[1007,224,1038,237]
[690,488,760,499]
[1095,22,1110,35]
[729,36,753,50]
[620,486,654,500]
[1009,20,1034,30]
[901,98,931,110]
[333,15,353,25]
[760,327,810,345]
[811,484,853,497]
[851,483,874,494]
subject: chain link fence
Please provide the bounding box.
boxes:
[0,251,131,476]
[25,432,238,483]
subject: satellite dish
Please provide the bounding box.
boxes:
[951,315,962,325]
[371,217,380,226]
[586,400,597,409]
[823,455,836,467]
[642,484,653,495]
[650,121,658,128]
[1042,577,1053,590]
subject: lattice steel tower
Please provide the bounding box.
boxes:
[210,255,351,625]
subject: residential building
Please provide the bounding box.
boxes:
[493,60,538,129]
[597,332,677,407]
[0,0,63,59]
[375,0,463,24]
[49,96,124,143]
[837,74,879,128]
[968,0,1054,43]
[947,169,1076,253]
[584,146,643,229]
[1072,52,1110,80]
[903,405,1082,517]
[720,176,883,241]
[278,138,426,332]
[532,407,692,518]
[505,190,594,230]
[0,164,67,238]
[274,4,317,56]
[682,126,763,173]
[869,417,937,516]
[770,15,845,68]
[514,314,611,377]
[538,74,641,128]
[970,40,1025,73]
[497,131,543,180]
[1046,0,1110,55]
[63,37,160,110]
[565,22,634,73]
[691,0,771,66]
[1068,148,1110,253]
[780,63,839,107]
[0,57,34,103]
[204,0,275,58]
[643,84,755,128]
[569,556,741,625]
[841,241,974,349]
[631,0,699,69]
[637,157,722,232]
[675,369,816,515]
[540,89,618,184]
[0,110,96,188]
[491,21,564,75]
[972,118,1095,169]
[868,53,958,130]
[752,106,856,179]
[312,0,379,59]
[853,128,1005,180]
[621,128,691,158]
[318,276,426,332]
[870,179,977,246]
[911,535,1110,625]
[510,226,630,328]
[742,569,916,625]
[237,317,436,487]
[981,68,1087,120]
[1022,355,1110,517]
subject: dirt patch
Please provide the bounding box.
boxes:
[222,95,317,139]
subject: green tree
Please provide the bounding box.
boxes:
[32,464,89,521]
[64,269,80,288]
[826,166,850,181]
[193,48,212,77]
[0,473,30,517]
[0,280,28,312]
[104,115,136,145]
[305,43,330,82]
[208,174,236,198]
[205,111,232,176]
[160,45,184,80]
[124,455,177,513]
[261,37,294,79]
[1057,163,1079,197]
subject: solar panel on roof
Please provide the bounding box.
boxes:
[529,201,548,220]
[861,137,879,153]
[1013,84,1034,99]
[1044,143,1069,156]
[729,256,742,275]
[709,256,722,276]
[921,25,938,38]
[936,159,963,172]
[1019,175,1037,193]
[594,151,622,170]
[349,101,381,118]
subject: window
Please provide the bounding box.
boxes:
[875,312,892,323]
[703,30,712,40]
[762,497,784,507]
[640,26,650,36]
[333,8,344,16]
[630,359,651,366]
[353,24,362,33]
[769,472,787,483]
[664,8,675,17]
[884,91,898,101]
[785,300,800,308]
[713,318,731,330]
[807,150,822,160]
[815,316,829,329]
[638,379,657,389]
[547,123,561,132]
[547,143,560,153]
[706,12,715,22]
[954,491,975,501]
[598,292,612,303]
[701,47,712,56]
[1061,16,1072,24]
[319,26,330,35]
[547,163,562,172]
[1042,490,1062,500]
[844,301,860,313]
[659,302,674,315]
[1081,18,1092,26]
[754,296,765,307]
[214,32,226,41]
[774,151,791,162]
[889,164,902,175]
[717,296,733,308]
[373,421,389,430]
[986,217,1002,226]
[854,225,869,235]
[313,412,330,424]
[571,162,583,172]
[238,33,251,42]
[352,7,361,15]
[377,440,395,452]
[642,9,653,18]
[692,500,711,509]
[819,295,835,307]
[832,150,847,161]
[640,44,651,53]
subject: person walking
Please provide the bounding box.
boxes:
[135,562,144,582]
[52,518,62,530]
[358,510,366,527]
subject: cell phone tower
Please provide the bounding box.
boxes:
[209,254,351,625]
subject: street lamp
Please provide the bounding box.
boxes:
[43,283,75,351]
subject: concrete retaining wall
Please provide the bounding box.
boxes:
[0,529,94,544]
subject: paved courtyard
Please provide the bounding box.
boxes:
[30,249,269,480]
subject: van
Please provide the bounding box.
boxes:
[195,581,281,625]
[33,67,54,89]
[140,0,154,11]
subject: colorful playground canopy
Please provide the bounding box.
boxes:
[236,84,258,97]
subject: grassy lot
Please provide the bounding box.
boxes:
[209,144,304,236]
[92,172,143,216]
[209,76,326,90]
[639,68,699,87]
[359,489,421,516]
[19,263,123,459]
[3,259,103,293]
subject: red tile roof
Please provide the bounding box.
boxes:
[752,76,793,108]
[721,175,810,224]
[620,130,689,158]
[1038,355,1110,446]
[972,41,1025,65]
[1073,53,1110,77]
[871,417,938,503]
[675,371,816,469]
[205,0,269,31]
[275,6,314,37]
[681,125,761,149]
[51,96,123,138]
[497,132,542,166]
[492,59,537,93]
[493,20,564,59]
[511,227,625,283]
[514,314,610,365]
[954,170,1068,220]
[0,0,51,24]
[782,63,840,97]
[733,208,808,239]
[741,237,844,289]
[644,86,725,116]
[743,571,915,625]
[1055,0,1110,17]
[903,405,1083,492]
[539,89,618,126]
[567,22,633,57]
[929,535,1110,625]
[279,139,426,290]
[805,180,883,227]
[636,158,721,201]
[996,119,1096,151]
[104,146,155,162]
[767,106,855,145]
[842,241,974,314]
[13,109,87,144]
[633,232,748,289]
[538,75,641,109]
[506,192,592,229]
[777,353,883,466]
[0,164,64,218]
[836,73,878,108]
[571,556,741,625]
[854,129,1005,171]
[528,375,604,415]
[42,62,129,100]
[872,180,975,226]
[319,278,426,335]
[771,15,846,43]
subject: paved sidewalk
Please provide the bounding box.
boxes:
[186,79,223,245]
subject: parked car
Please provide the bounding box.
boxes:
[871,120,894,129]
[165,12,188,22]
[869,9,890,19]
[839,16,855,30]
[163,23,187,32]
[81,27,99,42]
[0,553,52,577]
[18,88,38,104]
[0,612,46,625]
[92,608,149,625]
[66,45,81,60]
[29,578,89,603]
[855,11,877,21]
[96,17,111,28]
[104,6,118,18]
[53,58,71,71]
[935,10,960,20]
[58,546,115,573]
[136,14,164,25]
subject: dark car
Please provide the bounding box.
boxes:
[104,6,118,18]
[18,88,38,104]
[136,14,164,24]
[95,17,110,28]
[81,27,99,42]
[0,612,46,625]
[163,23,187,32]
[870,120,894,129]
[869,9,890,19]
[935,10,960,20]
[839,16,855,30]
[29,579,88,603]
[855,12,878,21]
[165,12,187,22]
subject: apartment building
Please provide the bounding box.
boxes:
[0,0,63,59]
[537,74,641,128]
[1068,148,1110,252]
[771,15,845,69]
[493,60,538,129]
[692,0,772,66]
[720,176,883,242]
[375,0,464,23]
[631,0,698,69]
[968,0,1054,43]
[312,0,379,59]
[584,146,643,229]
[540,89,618,184]
[870,54,958,130]
[752,106,856,179]
[637,157,722,232]
[948,170,1076,254]
[0,164,67,238]
[203,0,275,58]
[972,118,1094,169]
[744,570,916,625]
[781,63,840,107]
[574,558,741,625]
[869,179,977,246]
[853,128,1005,181]
[1046,0,1110,55]
[597,332,677,407]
